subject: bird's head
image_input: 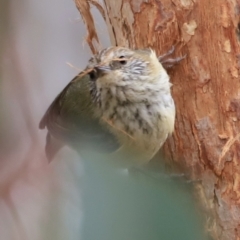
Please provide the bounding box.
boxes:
[90,47,168,86]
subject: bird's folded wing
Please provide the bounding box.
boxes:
[39,72,120,152]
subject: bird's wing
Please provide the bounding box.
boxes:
[39,72,120,156]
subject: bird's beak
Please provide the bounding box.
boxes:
[95,65,111,74]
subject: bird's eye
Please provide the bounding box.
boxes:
[119,56,126,65]
[89,70,97,80]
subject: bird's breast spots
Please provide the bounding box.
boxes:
[100,88,113,111]
[134,109,140,119]
[108,106,118,120]
[118,106,153,137]
[118,100,130,107]
[89,82,102,107]
[123,125,134,136]
[101,87,162,139]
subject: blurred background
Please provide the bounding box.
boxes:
[0,0,101,239]
[0,0,210,239]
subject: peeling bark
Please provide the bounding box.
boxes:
[74,0,240,239]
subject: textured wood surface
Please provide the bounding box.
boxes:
[75,0,240,239]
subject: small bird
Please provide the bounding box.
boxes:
[39,46,182,167]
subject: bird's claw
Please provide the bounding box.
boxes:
[158,45,175,61]
[158,46,186,69]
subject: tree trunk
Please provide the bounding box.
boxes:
[75,0,240,239]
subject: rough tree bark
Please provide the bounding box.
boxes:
[75,0,240,239]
